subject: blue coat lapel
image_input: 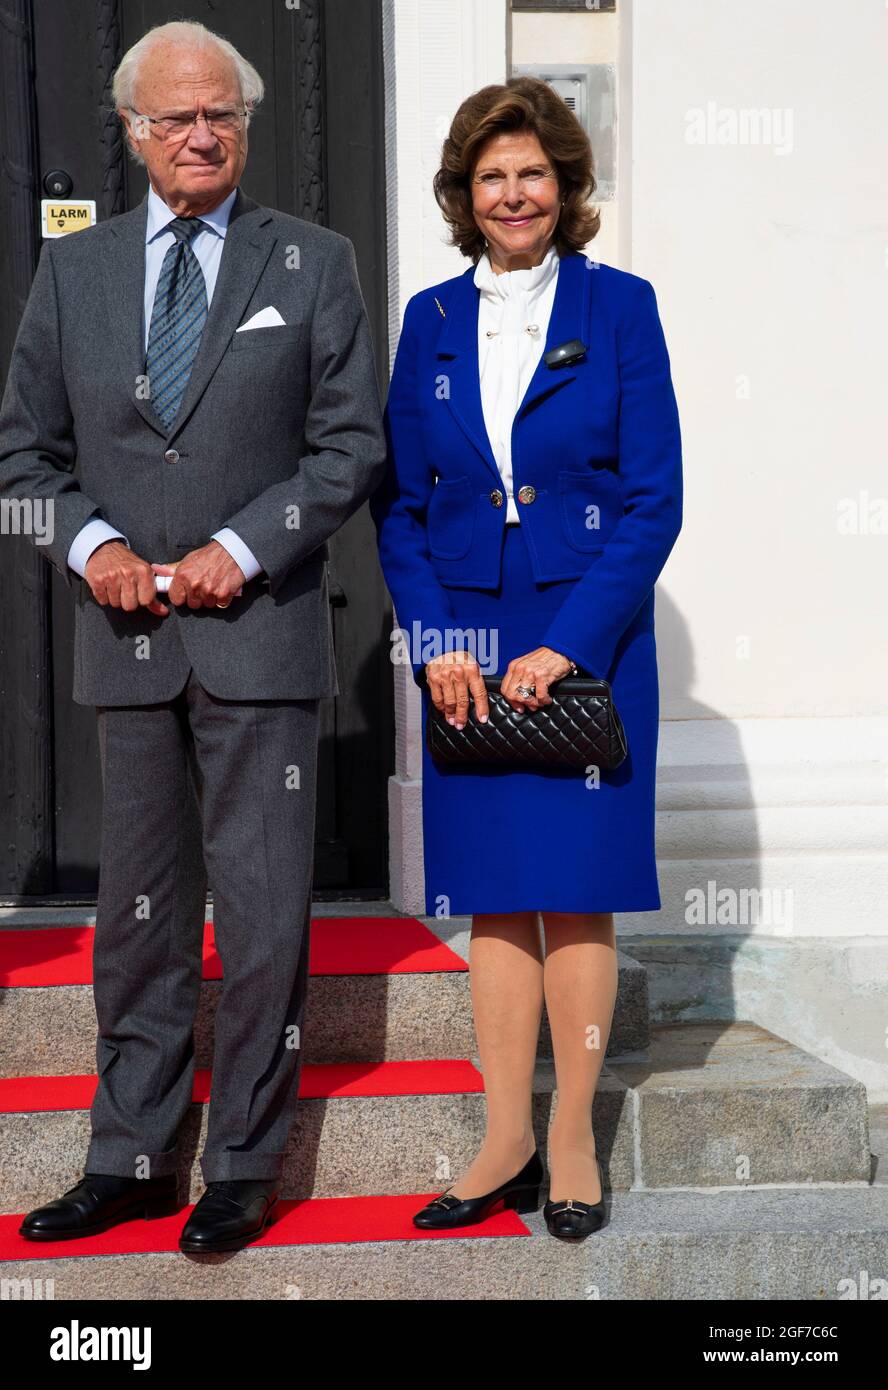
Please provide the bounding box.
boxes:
[434,250,592,484]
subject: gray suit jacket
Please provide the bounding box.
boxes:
[0,187,387,704]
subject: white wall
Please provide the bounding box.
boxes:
[625,0,888,720]
[622,0,888,961]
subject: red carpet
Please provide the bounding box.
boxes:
[0,916,467,987]
[0,1193,531,1260]
[0,1059,484,1113]
[0,918,507,1268]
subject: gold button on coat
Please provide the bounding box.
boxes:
[517,485,536,504]
[489,489,504,507]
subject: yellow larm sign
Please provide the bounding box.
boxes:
[41,200,96,238]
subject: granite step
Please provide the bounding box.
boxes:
[2,1183,887,1301]
[0,919,649,1073]
[0,1024,870,1213]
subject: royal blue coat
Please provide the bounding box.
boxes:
[371,250,683,688]
[371,250,683,914]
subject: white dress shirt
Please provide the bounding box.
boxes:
[66,184,262,583]
[474,242,560,524]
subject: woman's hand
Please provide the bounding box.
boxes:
[424,651,490,729]
[501,646,575,713]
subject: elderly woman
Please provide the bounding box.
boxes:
[371,76,682,1240]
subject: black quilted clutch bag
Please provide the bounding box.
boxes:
[426,676,628,771]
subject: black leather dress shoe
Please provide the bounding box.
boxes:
[19,1172,180,1241]
[412,1149,544,1230]
[544,1155,607,1240]
[178,1179,280,1253]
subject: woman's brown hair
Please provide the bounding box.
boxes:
[432,75,600,262]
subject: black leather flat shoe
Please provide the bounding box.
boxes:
[544,1155,606,1240]
[412,1149,544,1230]
[178,1179,279,1253]
[19,1172,180,1241]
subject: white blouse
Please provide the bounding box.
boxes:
[474,242,561,524]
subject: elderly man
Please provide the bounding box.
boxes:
[0,20,386,1252]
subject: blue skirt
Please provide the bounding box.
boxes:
[420,523,662,916]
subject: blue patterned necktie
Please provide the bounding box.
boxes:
[145,216,208,429]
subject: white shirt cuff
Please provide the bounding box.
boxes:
[66,519,129,578]
[211,528,264,582]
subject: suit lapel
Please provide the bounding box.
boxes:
[102,186,278,442]
[514,250,590,420]
[435,265,501,485]
[102,196,160,436]
[165,189,276,442]
[435,250,591,482]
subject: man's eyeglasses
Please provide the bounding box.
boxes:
[128,107,248,142]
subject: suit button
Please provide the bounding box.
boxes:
[164,449,179,464]
[517,484,536,504]
[489,489,504,508]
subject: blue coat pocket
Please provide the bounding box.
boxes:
[427,475,475,560]
[558,468,623,552]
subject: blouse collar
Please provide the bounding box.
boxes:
[473,241,560,305]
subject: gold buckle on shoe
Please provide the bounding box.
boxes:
[430,1190,460,1209]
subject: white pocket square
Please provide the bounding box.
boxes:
[236,306,287,331]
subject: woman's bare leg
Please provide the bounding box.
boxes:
[446,910,543,1199]
[541,911,618,1204]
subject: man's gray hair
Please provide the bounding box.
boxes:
[112,20,264,165]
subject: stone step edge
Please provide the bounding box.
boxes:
[2,1186,887,1285]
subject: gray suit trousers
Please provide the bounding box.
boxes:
[85,667,318,1183]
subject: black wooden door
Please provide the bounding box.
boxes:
[0,0,392,902]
